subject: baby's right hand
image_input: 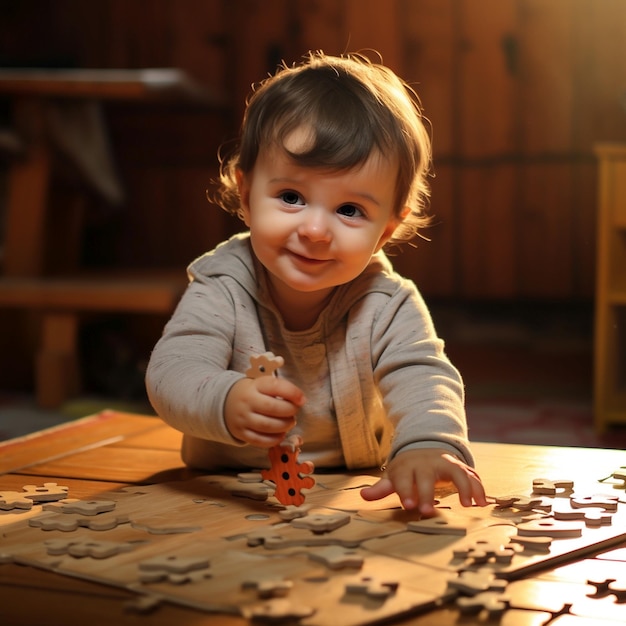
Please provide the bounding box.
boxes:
[224,376,306,447]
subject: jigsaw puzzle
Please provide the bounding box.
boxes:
[1,471,626,625]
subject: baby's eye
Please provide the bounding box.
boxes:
[337,204,363,218]
[280,191,304,205]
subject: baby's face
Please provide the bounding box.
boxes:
[237,129,403,312]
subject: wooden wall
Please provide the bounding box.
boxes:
[2,0,626,302]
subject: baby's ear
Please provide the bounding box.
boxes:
[375,206,410,252]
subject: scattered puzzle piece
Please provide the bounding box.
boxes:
[570,493,619,512]
[29,511,130,532]
[307,546,364,570]
[406,514,469,536]
[290,511,350,533]
[243,598,315,622]
[44,539,137,559]
[42,499,116,516]
[345,575,399,600]
[242,578,293,599]
[0,482,69,510]
[509,534,553,553]
[277,504,311,520]
[516,518,584,538]
[493,494,548,512]
[447,569,508,596]
[552,505,613,527]
[456,590,510,616]
[453,539,520,565]
[532,478,574,496]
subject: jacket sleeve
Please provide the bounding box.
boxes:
[145,277,247,446]
[370,282,475,466]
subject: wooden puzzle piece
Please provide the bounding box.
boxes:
[610,467,626,488]
[243,598,315,622]
[570,493,619,512]
[290,511,350,533]
[246,352,316,507]
[21,483,70,503]
[446,569,508,596]
[345,575,399,600]
[222,478,272,501]
[552,504,613,527]
[307,546,364,570]
[452,539,520,565]
[42,499,116,516]
[277,504,311,520]
[0,490,34,510]
[0,482,69,510]
[29,511,130,532]
[509,534,553,553]
[456,590,510,616]
[532,478,574,496]
[493,494,548,512]
[406,514,469,536]
[124,594,163,614]
[516,518,584,538]
[242,577,293,599]
[44,538,137,559]
[261,435,315,506]
[245,352,284,378]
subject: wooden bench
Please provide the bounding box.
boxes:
[0,272,186,408]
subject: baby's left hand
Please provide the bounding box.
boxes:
[360,448,487,515]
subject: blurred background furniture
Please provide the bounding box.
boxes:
[0,68,222,407]
[594,143,626,431]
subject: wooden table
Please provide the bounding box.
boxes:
[1,411,626,625]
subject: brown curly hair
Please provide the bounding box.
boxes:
[214,51,432,244]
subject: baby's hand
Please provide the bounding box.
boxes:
[224,376,306,447]
[360,448,487,515]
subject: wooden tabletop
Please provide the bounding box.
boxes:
[1,411,625,625]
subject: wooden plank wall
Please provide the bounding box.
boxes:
[1,0,626,301]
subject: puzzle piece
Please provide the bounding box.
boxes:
[456,590,510,616]
[453,539,520,565]
[243,598,315,622]
[532,478,574,496]
[552,505,613,527]
[277,504,311,520]
[345,575,399,600]
[261,435,315,506]
[29,511,130,532]
[242,578,293,599]
[0,490,33,511]
[44,539,137,559]
[493,494,548,512]
[570,493,619,512]
[0,482,69,510]
[610,467,626,488]
[516,518,584,538]
[446,569,508,596]
[42,499,116,516]
[20,483,70,503]
[245,352,284,378]
[509,534,553,553]
[307,546,364,570]
[290,511,350,533]
[246,353,316,506]
[406,514,469,536]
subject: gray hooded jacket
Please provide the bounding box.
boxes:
[146,233,473,470]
